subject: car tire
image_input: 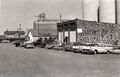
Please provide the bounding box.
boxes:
[81,50,84,54]
[107,50,110,54]
[94,50,98,54]
[74,51,77,53]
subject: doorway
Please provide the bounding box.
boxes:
[64,37,69,43]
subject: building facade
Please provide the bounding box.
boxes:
[57,19,120,44]
[33,13,67,30]
[27,29,57,43]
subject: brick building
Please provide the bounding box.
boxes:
[57,19,120,44]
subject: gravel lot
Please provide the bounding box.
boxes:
[0,43,120,77]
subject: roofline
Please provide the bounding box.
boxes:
[57,18,120,25]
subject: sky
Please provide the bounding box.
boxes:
[0,0,83,34]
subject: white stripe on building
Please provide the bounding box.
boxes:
[99,0,115,23]
[83,0,99,21]
[58,32,63,42]
[70,31,76,42]
[116,0,120,24]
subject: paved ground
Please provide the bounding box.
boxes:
[0,43,120,77]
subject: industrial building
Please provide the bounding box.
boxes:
[33,13,67,30]
[57,19,120,44]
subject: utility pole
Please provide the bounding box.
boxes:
[59,13,63,44]
[60,13,62,22]
[37,16,40,39]
[19,24,21,31]
[18,24,21,38]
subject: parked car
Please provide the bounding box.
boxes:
[64,42,75,52]
[33,39,42,47]
[81,43,113,54]
[15,40,21,47]
[70,42,83,53]
[11,41,16,44]
[110,45,120,54]
[20,42,26,47]
[45,43,56,49]
[52,42,65,50]
[24,43,34,49]
[39,42,46,48]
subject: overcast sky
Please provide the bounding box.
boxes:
[0,0,82,34]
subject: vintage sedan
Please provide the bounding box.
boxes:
[110,45,120,54]
[52,42,65,50]
[70,42,83,53]
[15,40,21,47]
[81,43,113,54]
[24,43,34,49]
[64,42,74,52]
[45,43,56,49]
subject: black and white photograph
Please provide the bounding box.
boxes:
[1,0,120,77]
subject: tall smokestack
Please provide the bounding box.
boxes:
[99,0,115,23]
[83,0,99,21]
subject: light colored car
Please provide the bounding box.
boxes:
[111,49,120,54]
[81,43,113,54]
[71,42,83,53]
[110,45,120,54]
[53,43,64,50]
[24,43,34,49]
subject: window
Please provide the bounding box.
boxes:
[57,25,63,32]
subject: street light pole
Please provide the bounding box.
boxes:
[60,13,62,44]
[38,19,39,39]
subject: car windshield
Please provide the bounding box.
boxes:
[87,44,98,46]
[73,43,99,46]
[97,44,113,47]
[73,42,82,46]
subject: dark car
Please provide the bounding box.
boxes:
[15,40,21,47]
[33,39,42,47]
[20,42,26,47]
[39,42,46,48]
[45,43,56,49]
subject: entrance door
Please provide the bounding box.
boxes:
[64,37,69,42]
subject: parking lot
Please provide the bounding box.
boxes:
[0,43,120,77]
